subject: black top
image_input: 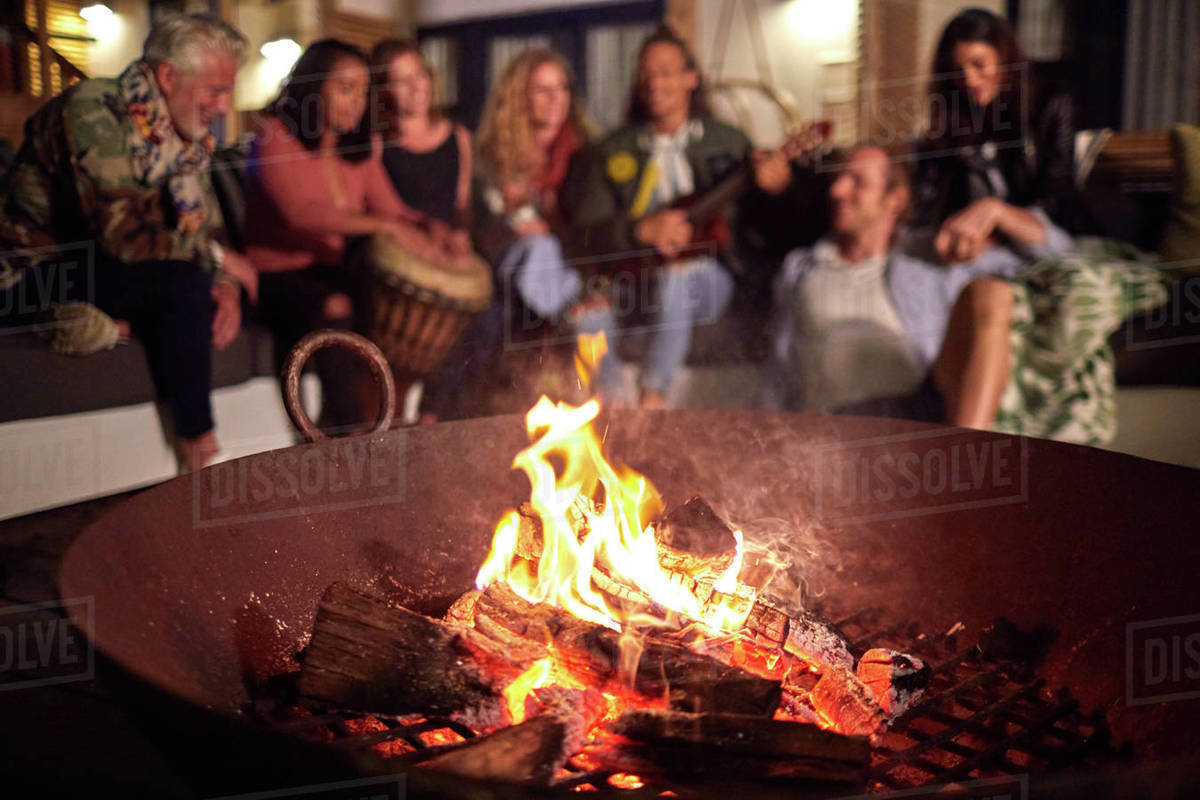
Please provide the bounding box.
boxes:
[912,90,1082,233]
[381,130,460,226]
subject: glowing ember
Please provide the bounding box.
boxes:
[419,728,466,747]
[607,773,645,789]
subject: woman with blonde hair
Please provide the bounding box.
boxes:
[424,47,615,418]
[473,47,593,278]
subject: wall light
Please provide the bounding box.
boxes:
[784,0,859,45]
[260,37,302,71]
[80,3,118,41]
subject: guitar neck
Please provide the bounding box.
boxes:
[676,126,820,226]
[682,163,753,226]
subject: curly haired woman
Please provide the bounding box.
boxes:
[472,48,598,316]
[423,48,616,419]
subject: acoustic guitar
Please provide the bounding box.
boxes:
[607,121,831,277]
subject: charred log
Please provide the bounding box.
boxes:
[607,709,869,786]
[418,715,568,786]
[297,583,503,719]
[783,610,856,671]
[655,496,738,580]
[809,664,885,738]
[611,708,870,762]
[856,648,931,717]
[471,583,781,715]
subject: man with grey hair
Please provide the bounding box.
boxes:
[0,13,254,469]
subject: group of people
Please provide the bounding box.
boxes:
[1,8,1147,469]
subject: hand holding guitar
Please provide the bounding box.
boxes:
[752,121,830,195]
[752,149,792,195]
[627,121,829,265]
[635,208,694,260]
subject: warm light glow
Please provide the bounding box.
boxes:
[478,334,764,741]
[79,4,117,41]
[608,773,645,789]
[260,37,302,70]
[574,331,608,390]
[503,657,553,724]
[783,0,859,45]
[713,530,744,594]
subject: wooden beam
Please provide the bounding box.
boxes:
[34,0,51,98]
[665,0,696,51]
[858,0,925,142]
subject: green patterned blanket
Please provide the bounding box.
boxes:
[994,238,1169,445]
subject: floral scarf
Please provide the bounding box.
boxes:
[118,59,214,235]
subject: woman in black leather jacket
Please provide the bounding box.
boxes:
[913,8,1082,263]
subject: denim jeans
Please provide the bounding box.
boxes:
[424,234,622,412]
[499,234,580,322]
[637,256,734,395]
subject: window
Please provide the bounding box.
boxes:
[22,0,89,96]
[418,1,664,130]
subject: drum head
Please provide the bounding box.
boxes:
[369,234,492,312]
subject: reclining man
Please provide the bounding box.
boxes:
[764,144,1076,429]
[0,14,254,469]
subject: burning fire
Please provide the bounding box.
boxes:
[475,394,749,634]
[474,332,757,729]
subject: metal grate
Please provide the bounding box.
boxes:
[253,608,1118,796]
[832,608,1118,792]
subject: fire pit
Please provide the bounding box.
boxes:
[58,408,1200,797]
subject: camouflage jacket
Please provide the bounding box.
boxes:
[0,60,223,287]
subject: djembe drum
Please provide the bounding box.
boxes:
[366,233,493,381]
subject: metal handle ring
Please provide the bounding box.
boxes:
[282,329,395,443]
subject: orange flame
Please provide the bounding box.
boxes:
[574,331,609,390]
[503,657,553,724]
[481,332,759,728]
[475,395,751,634]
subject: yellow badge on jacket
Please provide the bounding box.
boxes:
[606,152,638,183]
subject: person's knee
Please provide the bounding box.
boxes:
[322,292,353,321]
[962,277,1013,324]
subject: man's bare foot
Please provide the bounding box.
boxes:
[179,431,219,471]
[639,389,666,410]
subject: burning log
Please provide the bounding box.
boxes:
[470,583,782,716]
[442,589,480,626]
[509,495,739,587]
[297,583,507,722]
[745,601,790,648]
[809,664,885,738]
[418,715,569,785]
[655,496,738,580]
[533,685,611,757]
[856,648,931,717]
[612,708,869,761]
[608,709,869,785]
[782,610,856,671]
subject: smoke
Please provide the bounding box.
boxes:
[623,410,854,616]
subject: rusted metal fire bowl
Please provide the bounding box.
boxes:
[58,410,1200,797]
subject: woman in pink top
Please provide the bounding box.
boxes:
[244,39,448,431]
